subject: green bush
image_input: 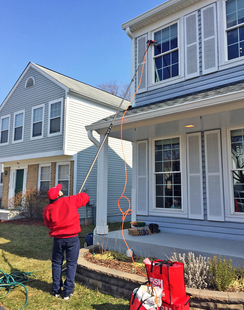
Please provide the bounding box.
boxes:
[209,255,235,291]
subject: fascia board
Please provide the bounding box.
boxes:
[0,62,32,112]
[85,89,244,131]
[0,63,69,113]
[122,0,201,32]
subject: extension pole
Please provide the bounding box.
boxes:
[79,40,156,193]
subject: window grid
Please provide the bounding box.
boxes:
[32,106,44,138]
[57,164,69,196]
[155,138,181,209]
[226,0,244,60]
[0,116,10,144]
[154,23,179,82]
[50,101,61,134]
[14,112,24,142]
[40,166,50,193]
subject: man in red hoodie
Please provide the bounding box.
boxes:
[43,184,89,300]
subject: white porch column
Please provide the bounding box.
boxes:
[96,134,109,235]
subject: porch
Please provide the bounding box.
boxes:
[93,228,244,267]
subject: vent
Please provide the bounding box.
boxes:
[25,77,35,88]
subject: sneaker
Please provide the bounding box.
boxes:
[63,292,74,300]
[52,292,61,298]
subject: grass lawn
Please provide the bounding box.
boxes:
[0,221,130,310]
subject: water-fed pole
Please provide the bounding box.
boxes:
[78,40,157,193]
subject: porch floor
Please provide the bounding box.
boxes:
[93,229,244,267]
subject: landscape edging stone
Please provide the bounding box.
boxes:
[76,248,244,309]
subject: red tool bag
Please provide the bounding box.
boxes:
[130,285,162,310]
[161,294,191,310]
[144,259,186,305]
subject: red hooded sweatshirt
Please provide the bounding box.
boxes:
[43,192,89,238]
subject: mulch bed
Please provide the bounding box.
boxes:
[84,252,147,276]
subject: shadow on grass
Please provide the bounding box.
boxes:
[92,304,129,310]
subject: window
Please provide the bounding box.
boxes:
[231,128,244,212]
[226,0,244,60]
[25,77,35,88]
[57,164,69,196]
[0,115,10,145]
[31,105,44,139]
[13,111,24,143]
[48,99,63,136]
[154,137,181,209]
[154,23,179,82]
[39,166,50,192]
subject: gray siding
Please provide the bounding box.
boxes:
[137,215,244,241]
[135,64,244,107]
[0,67,65,158]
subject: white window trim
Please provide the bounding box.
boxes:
[38,164,51,191]
[0,114,11,146]
[30,104,45,140]
[218,0,244,70]
[56,162,70,196]
[25,76,35,88]
[48,98,63,137]
[149,19,184,89]
[12,110,25,144]
[225,126,244,222]
[149,134,187,218]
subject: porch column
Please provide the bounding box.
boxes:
[96,134,108,235]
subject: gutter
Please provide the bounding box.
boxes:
[87,130,100,147]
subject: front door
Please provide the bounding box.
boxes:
[15,169,24,195]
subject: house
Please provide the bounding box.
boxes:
[0,62,132,225]
[87,0,244,261]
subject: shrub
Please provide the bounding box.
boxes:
[7,188,49,221]
[169,252,210,289]
[209,255,235,291]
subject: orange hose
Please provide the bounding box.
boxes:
[117,41,151,277]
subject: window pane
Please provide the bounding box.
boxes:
[233,173,244,212]
[15,113,23,127]
[51,102,61,118]
[58,165,69,179]
[1,130,8,143]
[33,122,42,137]
[59,181,69,196]
[41,166,50,180]
[33,107,43,122]
[40,181,50,192]
[50,117,61,133]
[1,117,9,131]
[14,127,22,141]
[228,43,239,59]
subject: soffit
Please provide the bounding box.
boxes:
[122,0,201,32]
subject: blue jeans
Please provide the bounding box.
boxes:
[52,235,80,297]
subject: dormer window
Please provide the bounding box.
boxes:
[25,77,35,88]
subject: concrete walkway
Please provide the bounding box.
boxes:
[94,229,244,266]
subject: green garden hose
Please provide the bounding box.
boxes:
[0,270,36,310]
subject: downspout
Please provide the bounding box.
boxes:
[87,130,100,147]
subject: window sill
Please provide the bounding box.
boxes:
[149,209,187,218]
[219,57,244,71]
[147,75,185,92]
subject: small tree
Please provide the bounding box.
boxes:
[97,80,131,101]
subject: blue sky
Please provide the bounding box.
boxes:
[0,0,165,103]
